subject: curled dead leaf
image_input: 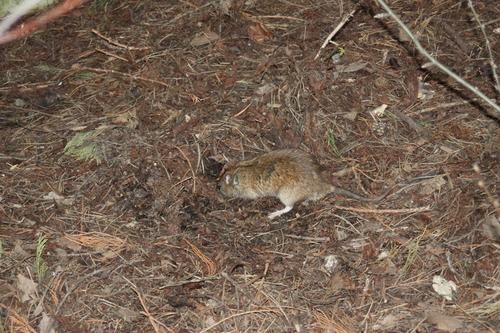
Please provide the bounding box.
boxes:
[426,311,463,332]
[190,31,220,47]
[248,22,272,43]
[16,273,38,303]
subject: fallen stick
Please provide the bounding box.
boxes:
[0,0,89,45]
[314,9,357,60]
[334,205,431,214]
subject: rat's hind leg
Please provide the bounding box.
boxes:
[268,205,293,219]
[268,190,301,219]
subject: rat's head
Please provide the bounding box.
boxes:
[218,167,258,199]
[219,169,243,197]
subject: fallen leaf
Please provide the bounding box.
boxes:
[112,109,138,129]
[369,104,388,117]
[398,27,411,42]
[427,311,463,332]
[43,192,74,206]
[12,241,30,259]
[323,255,339,273]
[16,273,38,302]
[219,0,233,15]
[255,83,275,95]
[190,31,220,47]
[116,307,140,323]
[419,175,446,195]
[480,215,500,242]
[373,313,401,331]
[432,275,457,301]
[343,111,358,121]
[39,312,58,333]
[417,76,435,100]
[248,22,272,43]
[56,236,82,252]
[329,273,355,291]
[335,61,368,73]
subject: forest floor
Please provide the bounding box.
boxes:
[0,0,499,332]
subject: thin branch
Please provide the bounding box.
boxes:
[375,0,500,120]
[91,29,150,51]
[334,205,431,214]
[314,9,357,60]
[467,0,500,94]
[0,0,45,35]
[199,309,278,333]
[0,0,89,45]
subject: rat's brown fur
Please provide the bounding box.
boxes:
[219,149,389,219]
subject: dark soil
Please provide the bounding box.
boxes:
[1,0,499,332]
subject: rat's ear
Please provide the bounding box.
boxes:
[232,174,239,185]
[224,174,231,184]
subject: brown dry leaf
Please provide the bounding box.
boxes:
[248,22,272,43]
[371,258,398,275]
[219,0,233,15]
[426,311,463,332]
[329,272,355,291]
[56,235,82,251]
[112,109,138,129]
[16,273,38,302]
[12,240,30,259]
[362,241,378,259]
[419,175,446,195]
[373,313,402,331]
[398,27,411,42]
[39,312,58,333]
[190,31,220,47]
[308,70,326,94]
[480,215,500,241]
[343,111,358,121]
[335,61,369,74]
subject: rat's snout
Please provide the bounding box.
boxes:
[217,179,227,195]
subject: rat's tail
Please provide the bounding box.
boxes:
[330,185,393,203]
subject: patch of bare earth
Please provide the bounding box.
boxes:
[0,0,498,332]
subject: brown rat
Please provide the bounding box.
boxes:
[218,149,391,219]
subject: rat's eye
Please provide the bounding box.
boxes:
[233,174,239,185]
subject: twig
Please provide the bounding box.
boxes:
[175,147,197,194]
[284,234,330,242]
[95,48,129,63]
[375,0,500,120]
[124,277,173,333]
[410,100,475,115]
[334,205,431,214]
[233,102,253,117]
[159,276,219,289]
[56,266,114,314]
[199,309,278,333]
[71,65,173,87]
[184,239,217,275]
[91,29,150,51]
[0,0,45,35]
[467,0,500,93]
[0,0,89,45]
[472,163,500,213]
[389,109,430,136]
[314,9,357,60]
